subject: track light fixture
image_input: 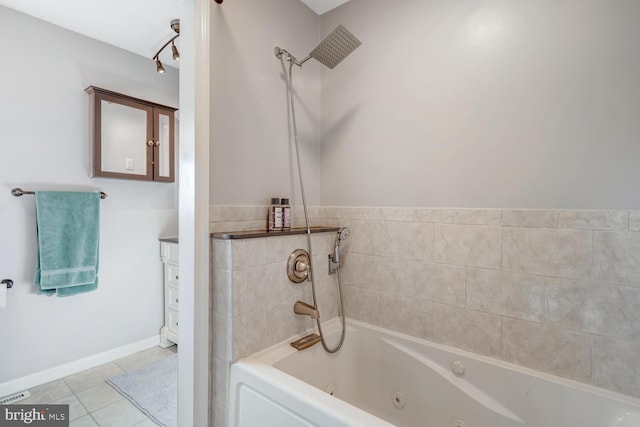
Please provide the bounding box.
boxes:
[152,19,180,74]
[151,0,223,72]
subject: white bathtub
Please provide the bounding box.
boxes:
[229,319,640,427]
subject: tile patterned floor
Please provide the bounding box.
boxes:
[11,345,177,427]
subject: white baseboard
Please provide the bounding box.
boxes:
[0,335,160,398]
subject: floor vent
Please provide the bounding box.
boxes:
[0,390,31,405]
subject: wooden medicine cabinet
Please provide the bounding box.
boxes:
[86,86,177,182]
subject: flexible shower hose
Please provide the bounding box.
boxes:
[285,59,346,353]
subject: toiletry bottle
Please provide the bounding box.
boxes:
[282,198,291,230]
[268,198,283,231]
[275,199,283,230]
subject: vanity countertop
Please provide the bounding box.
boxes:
[159,237,179,244]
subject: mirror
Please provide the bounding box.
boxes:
[86,86,176,182]
[155,110,174,180]
[101,100,150,176]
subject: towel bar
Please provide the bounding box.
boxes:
[11,188,107,199]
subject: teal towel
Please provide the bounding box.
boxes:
[34,191,100,297]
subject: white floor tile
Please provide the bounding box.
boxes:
[63,363,124,393]
[70,414,100,427]
[131,419,158,427]
[90,399,148,427]
[50,394,87,421]
[75,382,124,412]
[114,346,176,372]
[13,345,175,427]
[17,379,73,404]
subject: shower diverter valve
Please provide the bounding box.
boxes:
[287,249,310,283]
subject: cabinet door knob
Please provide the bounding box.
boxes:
[147,140,154,147]
[154,141,161,147]
[175,276,179,280]
[175,298,179,303]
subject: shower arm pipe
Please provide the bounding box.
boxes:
[152,34,179,60]
[296,55,313,67]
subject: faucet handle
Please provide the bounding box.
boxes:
[287,249,311,283]
[295,260,309,273]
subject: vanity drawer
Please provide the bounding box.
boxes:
[161,242,179,264]
[167,309,179,333]
[167,286,179,311]
[166,264,179,287]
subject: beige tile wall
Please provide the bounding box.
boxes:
[210,206,640,427]
[330,207,640,399]
[210,223,340,427]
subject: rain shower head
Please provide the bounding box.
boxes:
[309,25,362,69]
[274,25,361,69]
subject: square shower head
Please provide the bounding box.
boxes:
[308,25,362,69]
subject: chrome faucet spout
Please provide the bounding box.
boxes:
[294,301,319,319]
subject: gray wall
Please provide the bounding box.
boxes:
[0,6,178,384]
[210,0,322,206]
[320,0,640,208]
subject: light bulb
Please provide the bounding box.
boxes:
[171,42,180,61]
[155,58,166,74]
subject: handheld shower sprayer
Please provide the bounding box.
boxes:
[338,227,351,243]
[330,227,351,273]
[335,227,351,262]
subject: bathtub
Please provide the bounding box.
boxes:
[229,319,640,427]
